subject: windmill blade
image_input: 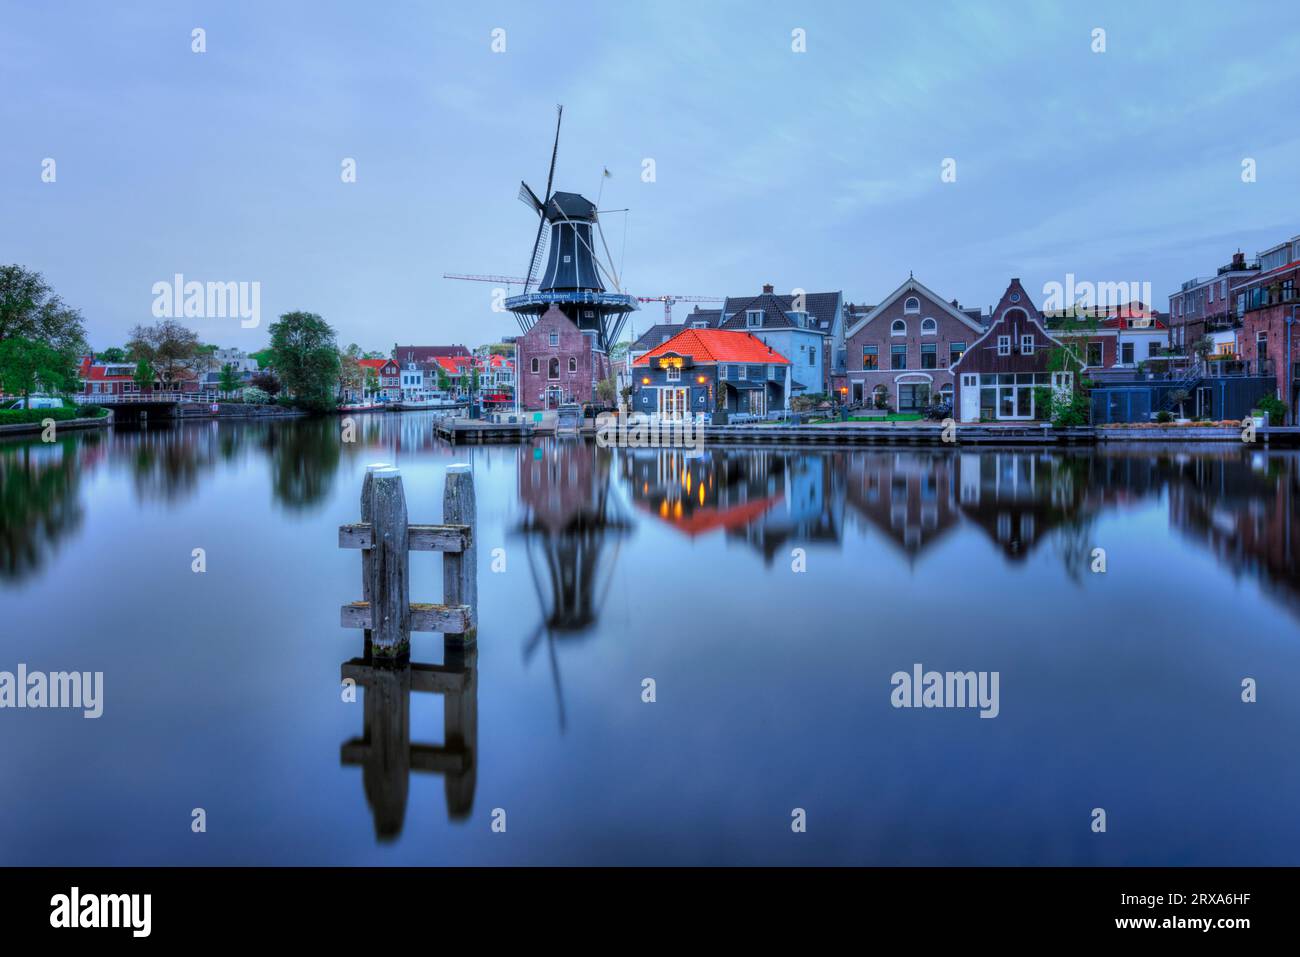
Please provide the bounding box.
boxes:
[543,105,562,205]
[517,181,544,214]
[523,218,548,292]
[523,105,563,293]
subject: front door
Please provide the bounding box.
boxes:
[959,374,979,423]
[658,387,688,419]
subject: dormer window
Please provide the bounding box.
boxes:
[891,319,906,336]
[746,310,763,328]
[691,321,707,329]
[997,335,1011,356]
[921,317,937,335]
[904,296,921,314]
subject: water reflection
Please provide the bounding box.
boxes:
[516,439,631,728]
[340,641,478,840]
[0,436,96,581]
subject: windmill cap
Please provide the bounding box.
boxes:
[546,191,597,221]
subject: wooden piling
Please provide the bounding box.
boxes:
[367,466,410,658]
[360,462,392,649]
[442,464,478,645]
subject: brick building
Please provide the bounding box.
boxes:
[517,305,611,409]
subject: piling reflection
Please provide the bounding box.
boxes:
[516,439,631,728]
[339,640,478,841]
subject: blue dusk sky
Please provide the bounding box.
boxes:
[2,0,1298,351]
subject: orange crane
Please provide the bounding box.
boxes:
[442,273,722,325]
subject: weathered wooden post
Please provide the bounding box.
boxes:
[360,462,392,649]
[442,463,477,645]
[367,466,410,657]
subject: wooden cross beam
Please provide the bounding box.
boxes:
[338,523,471,552]
[340,601,471,633]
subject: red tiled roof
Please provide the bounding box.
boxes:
[633,328,791,366]
[358,358,391,370]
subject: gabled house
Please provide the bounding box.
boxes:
[714,284,836,397]
[77,356,201,399]
[949,279,1073,422]
[517,304,611,409]
[632,328,791,419]
[844,276,986,412]
[359,358,400,401]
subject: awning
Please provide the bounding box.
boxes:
[723,381,766,391]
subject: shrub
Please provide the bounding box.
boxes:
[242,386,270,405]
[1155,410,1173,423]
[1255,395,1287,420]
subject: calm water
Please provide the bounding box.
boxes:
[1,413,1298,865]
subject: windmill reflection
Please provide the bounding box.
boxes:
[339,640,477,841]
[516,439,631,730]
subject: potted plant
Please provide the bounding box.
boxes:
[1167,388,1191,422]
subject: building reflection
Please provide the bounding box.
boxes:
[516,439,631,729]
[843,450,962,560]
[339,640,478,841]
[621,447,841,563]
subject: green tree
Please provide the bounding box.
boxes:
[0,337,70,407]
[133,357,154,391]
[250,348,275,370]
[268,311,340,410]
[97,347,127,363]
[436,364,451,394]
[0,265,89,356]
[219,363,241,396]
[127,319,201,387]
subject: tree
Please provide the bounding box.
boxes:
[97,347,127,363]
[0,265,89,356]
[219,363,241,396]
[1167,388,1191,419]
[250,348,275,370]
[469,366,481,398]
[268,311,340,410]
[436,364,451,394]
[338,344,364,398]
[363,367,379,399]
[596,375,617,404]
[0,337,70,407]
[127,319,201,387]
[133,357,154,391]
[250,370,281,396]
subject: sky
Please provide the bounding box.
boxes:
[3,0,1299,353]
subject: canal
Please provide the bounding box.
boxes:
[1,412,1298,865]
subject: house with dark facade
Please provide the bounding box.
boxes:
[844,276,986,412]
[949,279,1073,422]
[517,304,611,409]
[713,284,843,396]
[631,328,791,419]
[1168,250,1260,355]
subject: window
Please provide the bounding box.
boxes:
[719,365,728,379]
[1120,342,1134,365]
[746,310,763,328]
[904,296,921,314]
[891,344,907,370]
[809,346,816,367]
[891,319,906,336]
[921,317,937,335]
[1020,335,1034,355]
[898,383,931,412]
[738,364,747,380]
[530,358,539,374]
[548,358,560,380]
[950,341,966,366]
[862,346,879,370]
[549,332,559,346]
[920,342,937,369]
[997,336,1011,356]
[568,357,577,373]
[1257,332,1269,363]
[666,365,680,382]
[1086,342,1102,366]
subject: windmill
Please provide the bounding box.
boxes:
[502,105,639,353]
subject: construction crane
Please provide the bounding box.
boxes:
[443,273,722,325]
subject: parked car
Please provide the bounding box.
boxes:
[5,396,65,410]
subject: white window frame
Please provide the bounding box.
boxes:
[746,310,763,328]
[904,296,921,314]
[921,317,937,335]
[665,365,681,382]
[891,319,906,336]
[738,365,747,380]
[1020,334,1034,355]
[548,332,559,347]
[997,335,1011,356]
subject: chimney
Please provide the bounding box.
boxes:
[762,283,774,294]
[1232,250,1245,268]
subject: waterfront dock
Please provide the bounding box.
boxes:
[435,420,536,444]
